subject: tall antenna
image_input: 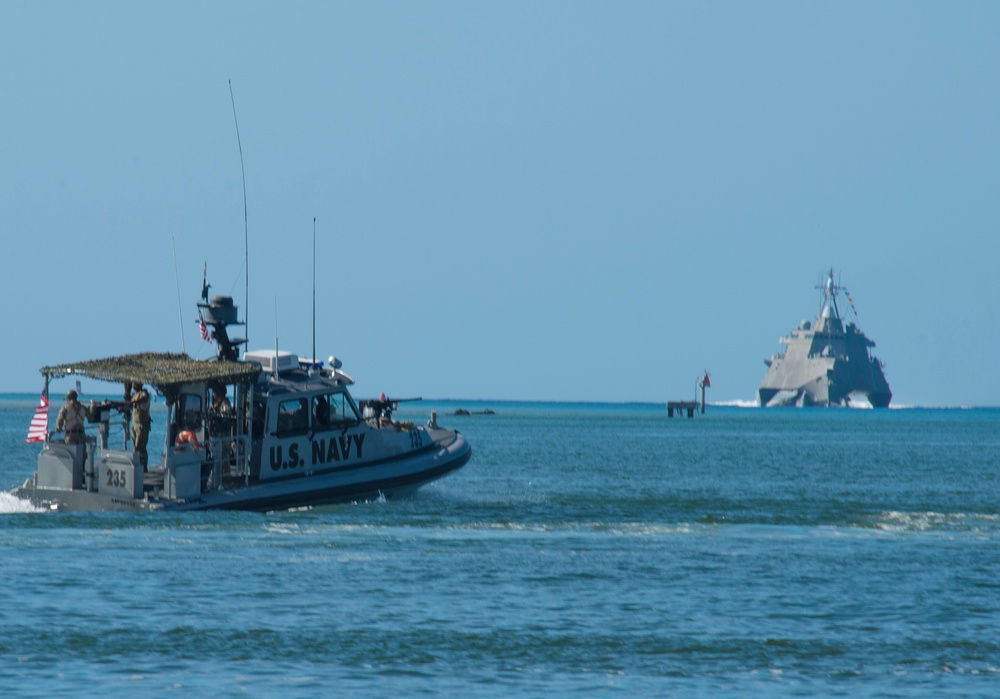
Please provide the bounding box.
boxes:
[172,237,186,354]
[312,217,317,368]
[229,79,249,344]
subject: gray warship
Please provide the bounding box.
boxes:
[757,270,891,408]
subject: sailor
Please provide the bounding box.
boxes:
[56,390,88,444]
[377,392,394,424]
[202,384,235,489]
[129,381,151,469]
[313,394,331,429]
[210,384,232,419]
[209,384,234,453]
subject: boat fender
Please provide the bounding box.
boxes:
[175,430,200,451]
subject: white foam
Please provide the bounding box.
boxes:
[712,399,758,408]
[873,510,999,532]
[0,491,45,514]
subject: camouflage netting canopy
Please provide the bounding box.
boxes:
[40,352,261,389]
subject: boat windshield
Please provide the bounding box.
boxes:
[274,391,360,437]
[312,391,360,431]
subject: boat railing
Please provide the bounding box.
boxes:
[199,434,252,490]
[47,415,130,452]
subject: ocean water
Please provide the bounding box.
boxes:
[1,396,998,697]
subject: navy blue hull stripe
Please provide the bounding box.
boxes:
[201,448,471,512]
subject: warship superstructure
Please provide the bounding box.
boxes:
[757,270,891,408]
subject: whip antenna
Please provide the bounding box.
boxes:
[312,217,316,369]
[172,237,186,354]
[229,79,249,345]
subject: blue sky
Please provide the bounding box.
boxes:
[1,2,998,406]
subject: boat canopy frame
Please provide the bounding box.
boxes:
[41,352,263,489]
[40,352,261,402]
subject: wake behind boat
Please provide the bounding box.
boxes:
[12,288,470,512]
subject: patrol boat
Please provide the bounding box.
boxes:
[757,269,892,408]
[11,290,471,512]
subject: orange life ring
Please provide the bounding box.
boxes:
[175,430,200,450]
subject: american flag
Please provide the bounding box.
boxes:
[199,311,211,343]
[25,391,49,443]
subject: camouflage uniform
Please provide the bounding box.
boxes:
[130,383,151,468]
[210,387,234,459]
[56,391,87,445]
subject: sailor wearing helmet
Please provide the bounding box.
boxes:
[128,382,151,469]
[56,390,88,445]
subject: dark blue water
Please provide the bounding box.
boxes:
[1,397,998,697]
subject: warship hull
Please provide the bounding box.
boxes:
[757,270,891,408]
